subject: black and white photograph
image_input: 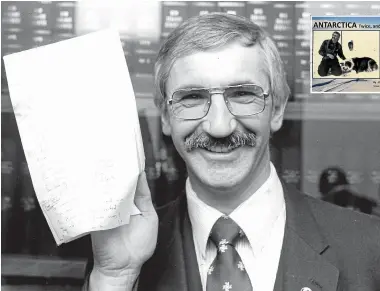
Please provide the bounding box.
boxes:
[1,1,380,291]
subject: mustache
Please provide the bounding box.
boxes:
[184,131,257,152]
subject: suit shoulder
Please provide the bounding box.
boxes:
[302,194,380,284]
[305,194,380,246]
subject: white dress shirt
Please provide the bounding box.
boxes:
[186,162,286,291]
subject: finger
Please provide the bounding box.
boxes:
[134,171,154,213]
[136,171,150,197]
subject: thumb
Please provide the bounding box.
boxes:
[134,171,154,213]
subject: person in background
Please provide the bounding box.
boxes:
[85,13,380,291]
[319,166,378,215]
[318,31,346,76]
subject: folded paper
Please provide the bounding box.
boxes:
[3,29,145,245]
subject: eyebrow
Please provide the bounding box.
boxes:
[174,80,261,91]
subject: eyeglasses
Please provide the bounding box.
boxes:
[167,84,269,120]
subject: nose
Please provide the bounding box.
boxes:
[201,93,237,138]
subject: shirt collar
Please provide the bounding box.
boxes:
[186,162,285,259]
[186,178,222,260]
[229,163,285,255]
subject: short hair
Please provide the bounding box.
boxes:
[154,13,290,112]
[332,31,340,37]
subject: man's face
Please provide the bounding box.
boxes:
[161,42,286,192]
[332,33,340,43]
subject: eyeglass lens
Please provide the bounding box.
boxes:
[171,85,266,119]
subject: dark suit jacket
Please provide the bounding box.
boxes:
[319,39,346,60]
[137,184,380,291]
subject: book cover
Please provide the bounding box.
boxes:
[161,2,189,38]
[1,136,19,253]
[51,1,75,35]
[247,2,295,96]
[188,1,217,17]
[217,2,246,17]
[1,1,24,34]
[130,39,159,76]
[27,1,54,33]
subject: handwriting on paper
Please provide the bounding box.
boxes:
[4,29,145,245]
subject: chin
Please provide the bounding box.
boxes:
[186,147,256,190]
[201,166,251,189]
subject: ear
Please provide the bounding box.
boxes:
[270,99,287,133]
[161,109,172,136]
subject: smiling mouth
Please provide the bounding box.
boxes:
[201,145,241,153]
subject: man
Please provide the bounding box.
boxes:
[86,14,380,291]
[317,31,346,76]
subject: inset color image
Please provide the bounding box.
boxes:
[311,16,380,93]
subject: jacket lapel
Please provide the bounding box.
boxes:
[138,197,186,291]
[153,196,189,291]
[144,194,201,291]
[182,209,203,291]
[274,185,340,291]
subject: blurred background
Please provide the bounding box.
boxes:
[2,1,380,290]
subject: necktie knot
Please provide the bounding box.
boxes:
[209,216,242,247]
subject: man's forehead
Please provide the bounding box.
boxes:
[166,43,269,91]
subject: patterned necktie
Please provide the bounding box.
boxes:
[206,216,252,291]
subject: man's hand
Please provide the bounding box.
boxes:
[327,53,335,59]
[89,172,158,290]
